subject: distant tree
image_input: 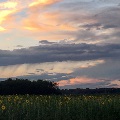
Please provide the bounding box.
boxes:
[0,78,61,95]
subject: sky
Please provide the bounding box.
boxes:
[0,0,120,89]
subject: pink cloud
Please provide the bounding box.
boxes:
[58,77,102,86]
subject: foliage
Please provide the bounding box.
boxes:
[0,95,120,120]
[61,88,120,95]
[0,78,61,95]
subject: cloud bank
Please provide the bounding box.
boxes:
[0,43,119,66]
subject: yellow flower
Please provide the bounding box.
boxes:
[102,102,104,105]
[15,96,19,99]
[8,98,11,102]
[0,100,2,104]
[59,102,62,106]
[1,105,6,110]
[26,100,29,103]
[36,97,39,100]
[20,98,23,100]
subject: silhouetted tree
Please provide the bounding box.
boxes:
[0,78,61,95]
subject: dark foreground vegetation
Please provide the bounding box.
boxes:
[0,78,120,120]
[0,95,120,120]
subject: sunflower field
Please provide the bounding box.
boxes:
[0,94,120,120]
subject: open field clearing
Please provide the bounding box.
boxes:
[0,95,120,120]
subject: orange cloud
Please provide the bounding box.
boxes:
[0,26,6,31]
[0,1,18,9]
[22,0,78,33]
[0,9,17,31]
[43,12,77,30]
[22,11,77,35]
[0,0,20,32]
[59,24,76,31]
[0,10,16,23]
[58,77,102,86]
[28,0,61,13]
[22,0,74,33]
[23,18,56,32]
[22,0,62,32]
[29,0,61,7]
[22,1,97,41]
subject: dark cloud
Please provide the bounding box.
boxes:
[0,43,120,66]
[102,24,118,29]
[65,5,120,44]
[94,7,120,27]
[81,23,118,31]
[39,40,56,45]
[81,23,102,30]
[28,73,36,75]
[73,59,120,80]
[16,45,23,48]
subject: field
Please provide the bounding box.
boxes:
[0,95,120,120]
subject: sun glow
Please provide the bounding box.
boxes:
[0,1,18,9]
[29,0,60,7]
[0,26,6,31]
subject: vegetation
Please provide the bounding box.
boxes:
[0,78,120,119]
[61,88,120,95]
[0,95,120,120]
[0,78,120,95]
[0,78,61,95]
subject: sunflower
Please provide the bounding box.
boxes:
[1,105,6,110]
[26,100,29,103]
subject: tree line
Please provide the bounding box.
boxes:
[0,78,61,95]
[0,78,120,95]
[61,88,120,95]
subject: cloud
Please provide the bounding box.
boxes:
[0,0,119,89]
[0,0,120,44]
[0,0,20,32]
[20,0,109,43]
[29,0,61,7]
[0,43,120,66]
[72,59,120,83]
[0,9,16,23]
[58,76,103,86]
[22,1,63,32]
[22,11,77,33]
[1,0,119,44]
[0,1,18,9]
[111,80,120,88]
[21,0,89,40]
[0,58,118,89]
[80,23,118,31]
[0,60,104,78]
[16,45,23,48]
[39,40,56,45]
[0,26,6,31]
[14,73,119,89]
[58,79,119,89]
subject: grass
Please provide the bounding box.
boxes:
[0,94,120,120]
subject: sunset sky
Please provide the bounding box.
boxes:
[0,0,120,89]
